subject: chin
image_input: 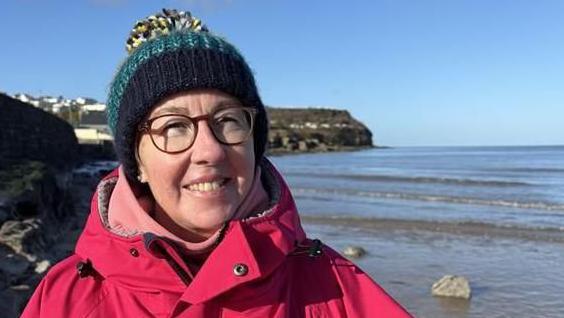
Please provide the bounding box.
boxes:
[184,208,230,230]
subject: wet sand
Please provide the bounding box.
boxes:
[301,215,564,243]
[302,218,564,318]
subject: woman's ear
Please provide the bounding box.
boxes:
[135,137,148,183]
[137,167,148,183]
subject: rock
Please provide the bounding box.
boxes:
[0,252,31,279]
[0,219,42,261]
[34,260,51,274]
[431,275,472,299]
[0,196,10,224]
[343,246,366,258]
[3,284,34,318]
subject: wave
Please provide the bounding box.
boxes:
[293,188,564,211]
[489,167,564,174]
[285,172,531,187]
[300,215,564,242]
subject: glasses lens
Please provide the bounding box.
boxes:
[150,115,195,152]
[211,108,254,144]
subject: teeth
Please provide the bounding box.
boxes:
[188,180,224,192]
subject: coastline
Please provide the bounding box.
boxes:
[266,145,386,156]
[300,214,564,243]
[272,146,564,317]
[303,220,564,318]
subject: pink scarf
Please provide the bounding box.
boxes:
[108,166,269,254]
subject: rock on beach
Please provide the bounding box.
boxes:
[343,245,367,258]
[431,275,472,300]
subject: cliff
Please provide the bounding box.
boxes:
[8,92,377,155]
[266,107,373,154]
[0,94,82,315]
[0,93,79,169]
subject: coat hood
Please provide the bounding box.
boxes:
[74,159,306,304]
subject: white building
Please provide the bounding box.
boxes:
[82,103,107,112]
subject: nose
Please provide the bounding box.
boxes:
[190,120,226,165]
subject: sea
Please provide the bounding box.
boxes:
[269,146,564,318]
[270,145,564,233]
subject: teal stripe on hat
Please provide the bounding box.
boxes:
[106,30,246,135]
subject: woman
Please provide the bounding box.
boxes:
[22,9,411,317]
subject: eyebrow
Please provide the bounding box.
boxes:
[151,100,243,117]
[152,106,187,117]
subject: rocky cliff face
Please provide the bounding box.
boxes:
[6,92,377,156]
[0,93,79,169]
[266,107,373,153]
[0,94,84,316]
[0,163,102,316]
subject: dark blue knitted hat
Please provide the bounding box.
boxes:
[107,9,268,181]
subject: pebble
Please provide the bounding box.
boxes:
[343,246,366,258]
[35,260,51,274]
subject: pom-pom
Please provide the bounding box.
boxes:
[125,9,209,54]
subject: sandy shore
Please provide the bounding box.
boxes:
[302,218,564,318]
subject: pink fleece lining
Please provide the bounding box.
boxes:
[108,166,269,254]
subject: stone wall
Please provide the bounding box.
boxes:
[0,93,78,169]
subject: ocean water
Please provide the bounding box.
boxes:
[271,146,564,318]
[270,145,564,232]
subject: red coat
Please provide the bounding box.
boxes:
[22,162,412,317]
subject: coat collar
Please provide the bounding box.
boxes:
[75,159,306,302]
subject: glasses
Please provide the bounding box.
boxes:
[139,106,257,153]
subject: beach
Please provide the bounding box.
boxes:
[271,146,564,318]
[303,219,564,318]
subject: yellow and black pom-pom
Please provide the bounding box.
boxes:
[125,9,209,54]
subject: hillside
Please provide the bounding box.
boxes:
[7,92,376,155]
[267,107,373,154]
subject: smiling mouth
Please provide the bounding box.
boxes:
[185,178,229,192]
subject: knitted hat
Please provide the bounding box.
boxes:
[107,9,268,181]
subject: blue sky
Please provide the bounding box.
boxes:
[1,0,563,146]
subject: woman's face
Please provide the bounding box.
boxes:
[137,89,255,242]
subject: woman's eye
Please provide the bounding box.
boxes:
[217,115,241,124]
[215,115,247,131]
[162,121,190,136]
[214,110,249,128]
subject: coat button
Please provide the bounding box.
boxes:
[129,248,139,257]
[233,263,248,276]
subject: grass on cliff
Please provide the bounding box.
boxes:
[0,161,48,197]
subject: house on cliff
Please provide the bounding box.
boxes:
[75,110,112,145]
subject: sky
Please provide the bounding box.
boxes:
[1,0,563,146]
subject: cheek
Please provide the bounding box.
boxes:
[234,142,256,188]
[137,136,156,173]
[138,136,181,184]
